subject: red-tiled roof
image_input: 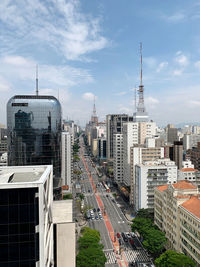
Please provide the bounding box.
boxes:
[173,180,197,190]
[180,196,200,219]
[180,168,198,172]
[156,184,168,192]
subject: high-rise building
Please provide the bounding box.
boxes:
[130,144,164,206]
[174,141,183,169]
[135,159,177,211]
[0,165,54,266]
[61,132,73,191]
[183,133,200,151]
[122,121,156,186]
[7,95,62,188]
[113,134,123,184]
[167,124,178,144]
[106,114,133,160]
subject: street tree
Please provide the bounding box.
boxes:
[76,227,106,267]
[155,250,195,267]
[142,228,166,258]
[131,217,153,236]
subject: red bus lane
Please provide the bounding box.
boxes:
[81,151,128,267]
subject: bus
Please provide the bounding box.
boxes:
[102,181,110,193]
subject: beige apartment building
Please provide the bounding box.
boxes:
[154,180,200,265]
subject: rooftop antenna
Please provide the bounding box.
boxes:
[135,86,137,112]
[140,42,143,86]
[36,64,39,96]
[93,95,96,116]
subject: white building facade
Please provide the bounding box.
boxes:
[61,132,73,191]
[123,121,156,186]
[113,134,123,184]
[135,159,177,211]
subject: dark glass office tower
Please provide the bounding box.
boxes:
[7,95,62,187]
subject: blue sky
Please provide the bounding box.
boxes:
[1,0,200,126]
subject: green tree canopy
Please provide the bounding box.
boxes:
[136,208,154,221]
[131,217,153,236]
[76,227,106,267]
[142,228,166,257]
[155,250,196,267]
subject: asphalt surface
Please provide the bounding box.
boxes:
[74,138,153,267]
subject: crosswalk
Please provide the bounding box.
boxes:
[123,249,150,263]
[104,251,117,264]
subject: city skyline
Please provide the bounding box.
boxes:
[1,1,200,126]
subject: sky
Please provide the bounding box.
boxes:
[1,0,200,126]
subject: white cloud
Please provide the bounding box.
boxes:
[173,69,183,76]
[0,0,108,60]
[115,91,127,96]
[162,12,185,23]
[189,100,200,106]
[156,61,168,72]
[175,53,189,67]
[82,92,96,101]
[0,76,12,92]
[0,55,93,87]
[146,96,159,105]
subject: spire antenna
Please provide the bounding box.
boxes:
[93,95,96,116]
[140,42,143,86]
[36,65,39,96]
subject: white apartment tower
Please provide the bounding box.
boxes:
[113,134,123,183]
[135,159,177,211]
[61,132,73,191]
[122,121,156,186]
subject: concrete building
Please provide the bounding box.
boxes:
[106,114,133,160]
[154,181,200,266]
[130,145,164,206]
[97,138,106,160]
[61,132,73,191]
[0,165,54,266]
[183,133,200,151]
[167,124,178,144]
[174,141,183,170]
[113,134,123,184]
[135,159,177,211]
[53,200,75,267]
[186,142,200,171]
[123,121,156,186]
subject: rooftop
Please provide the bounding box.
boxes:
[0,165,50,184]
[181,196,200,219]
[13,95,57,100]
[180,168,198,172]
[156,184,168,192]
[53,200,73,223]
[172,180,197,190]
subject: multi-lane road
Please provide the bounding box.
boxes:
[74,137,153,267]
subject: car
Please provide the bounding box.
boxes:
[126,232,132,239]
[121,232,128,242]
[112,199,115,203]
[93,208,96,212]
[106,194,109,197]
[99,216,103,220]
[91,216,95,220]
[131,232,136,238]
[88,189,90,193]
[95,215,98,220]
[117,233,120,238]
[97,208,100,212]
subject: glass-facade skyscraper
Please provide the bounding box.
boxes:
[7,95,62,188]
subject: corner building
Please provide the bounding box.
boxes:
[7,95,62,188]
